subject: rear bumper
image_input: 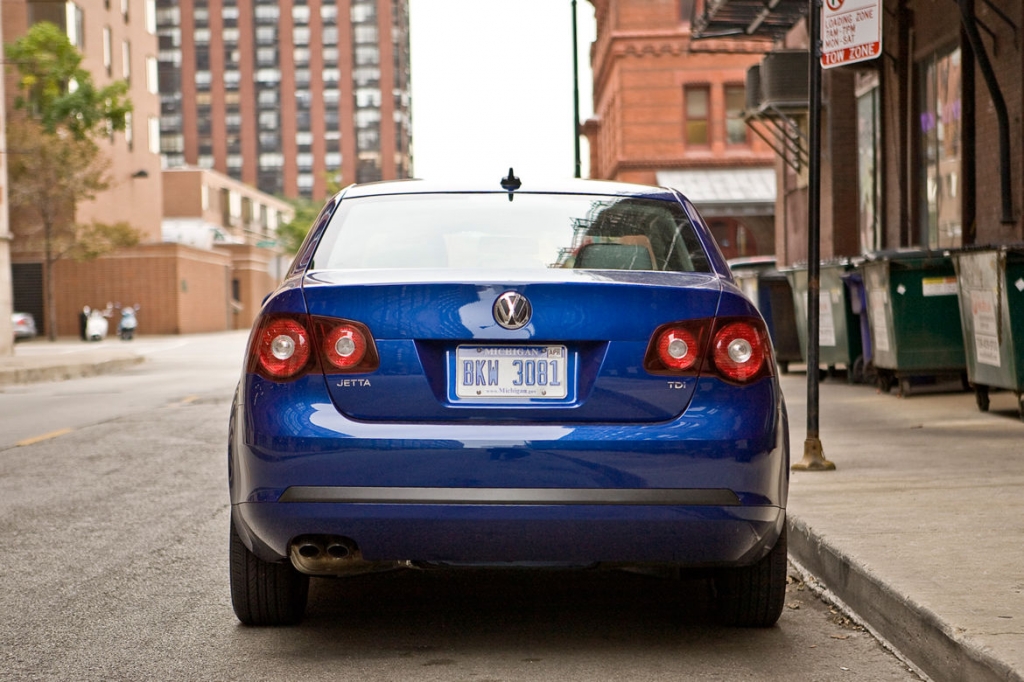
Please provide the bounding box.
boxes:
[229,374,789,567]
[233,497,785,566]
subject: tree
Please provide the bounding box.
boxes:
[275,174,344,255]
[276,199,324,255]
[5,22,134,340]
[5,22,131,139]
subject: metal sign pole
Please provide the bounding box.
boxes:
[792,0,835,471]
[572,0,582,179]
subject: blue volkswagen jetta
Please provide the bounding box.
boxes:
[229,173,789,627]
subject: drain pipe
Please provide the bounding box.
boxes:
[957,0,1014,224]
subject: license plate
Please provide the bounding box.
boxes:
[454,345,568,400]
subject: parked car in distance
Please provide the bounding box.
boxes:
[12,312,37,340]
[229,173,790,627]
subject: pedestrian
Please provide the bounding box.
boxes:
[79,306,90,341]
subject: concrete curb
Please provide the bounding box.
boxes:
[0,354,144,386]
[788,515,1023,682]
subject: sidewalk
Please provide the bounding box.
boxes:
[782,371,1024,682]
[0,337,144,385]
[3,341,1022,681]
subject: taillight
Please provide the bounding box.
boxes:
[644,316,772,384]
[657,327,700,371]
[252,316,313,379]
[322,323,368,370]
[644,321,709,375]
[311,317,379,374]
[712,320,768,382]
[248,315,379,381]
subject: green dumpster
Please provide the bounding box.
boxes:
[784,260,863,381]
[860,250,966,396]
[952,245,1024,419]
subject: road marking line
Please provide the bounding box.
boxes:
[17,428,74,447]
[180,395,199,404]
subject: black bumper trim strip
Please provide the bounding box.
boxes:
[278,486,740,506]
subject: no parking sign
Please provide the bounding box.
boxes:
[821,0,882,69]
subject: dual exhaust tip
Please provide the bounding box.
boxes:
[289,535,360,575]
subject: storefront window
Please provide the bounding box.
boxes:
[857,74,881,253]
[917,47,961,248]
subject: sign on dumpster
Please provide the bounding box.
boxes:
[821,0,882,69]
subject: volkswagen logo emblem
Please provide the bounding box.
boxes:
[493,291,532,330]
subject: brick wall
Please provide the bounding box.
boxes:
[220,244,278,330]
[50,243,233,337]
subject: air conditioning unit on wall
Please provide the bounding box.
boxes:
[746,64,763,112]
[760,50,809,109]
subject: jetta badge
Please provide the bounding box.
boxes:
[493,291,532,330]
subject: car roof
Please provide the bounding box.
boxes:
[337,177,684,202]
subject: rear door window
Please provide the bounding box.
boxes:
[311,193,711,273]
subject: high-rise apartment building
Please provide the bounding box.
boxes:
[156,0,412,200]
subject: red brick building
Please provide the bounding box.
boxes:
[691,0,1024,265]
[583,0,778,259]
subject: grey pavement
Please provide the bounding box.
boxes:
[2,339,1021,682]
[783,370,1024,682]
[1,337,144,385]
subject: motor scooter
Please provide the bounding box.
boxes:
[118,305,139,340]
[85,309,109,341]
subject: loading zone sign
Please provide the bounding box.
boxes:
[821,0,882,69]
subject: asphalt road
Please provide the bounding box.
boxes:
[0,332,922,681]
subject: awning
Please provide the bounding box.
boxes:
[691,0,808,41]
[657,167,776,217]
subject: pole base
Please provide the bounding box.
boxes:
[791,437,836,471]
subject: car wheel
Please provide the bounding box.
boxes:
[229,515,309,626]
[714,523,787,627]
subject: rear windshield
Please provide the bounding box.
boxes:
[311,193,711,273]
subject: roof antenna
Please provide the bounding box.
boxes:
[500,168,521,201]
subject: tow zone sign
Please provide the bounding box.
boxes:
[821,0,882,69]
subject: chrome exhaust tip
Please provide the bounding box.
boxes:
[289,535,411,576]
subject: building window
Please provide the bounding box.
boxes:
[103,27,112,75]
[293,27,310,45]
[256,26,276,44]
[122,41,131,83]
[254,5,279,22]
[917,46,961,248]
[725,84,747,145]
[121,0,129,22]
[684,85,709,146]
[259,112,278,130]
[123,112,133,150]
[161,134,184,153]
[857,73,882,254]
[256,68,280,84]
[66,3,85,48]
[148,116,160,154]
[293,5,310,23]
[146,56,159,94]
[145,0,157,33]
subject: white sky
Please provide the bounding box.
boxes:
[408,0,597,182]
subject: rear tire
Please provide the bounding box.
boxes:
[715,524,787,627]
[230,516,309,626]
